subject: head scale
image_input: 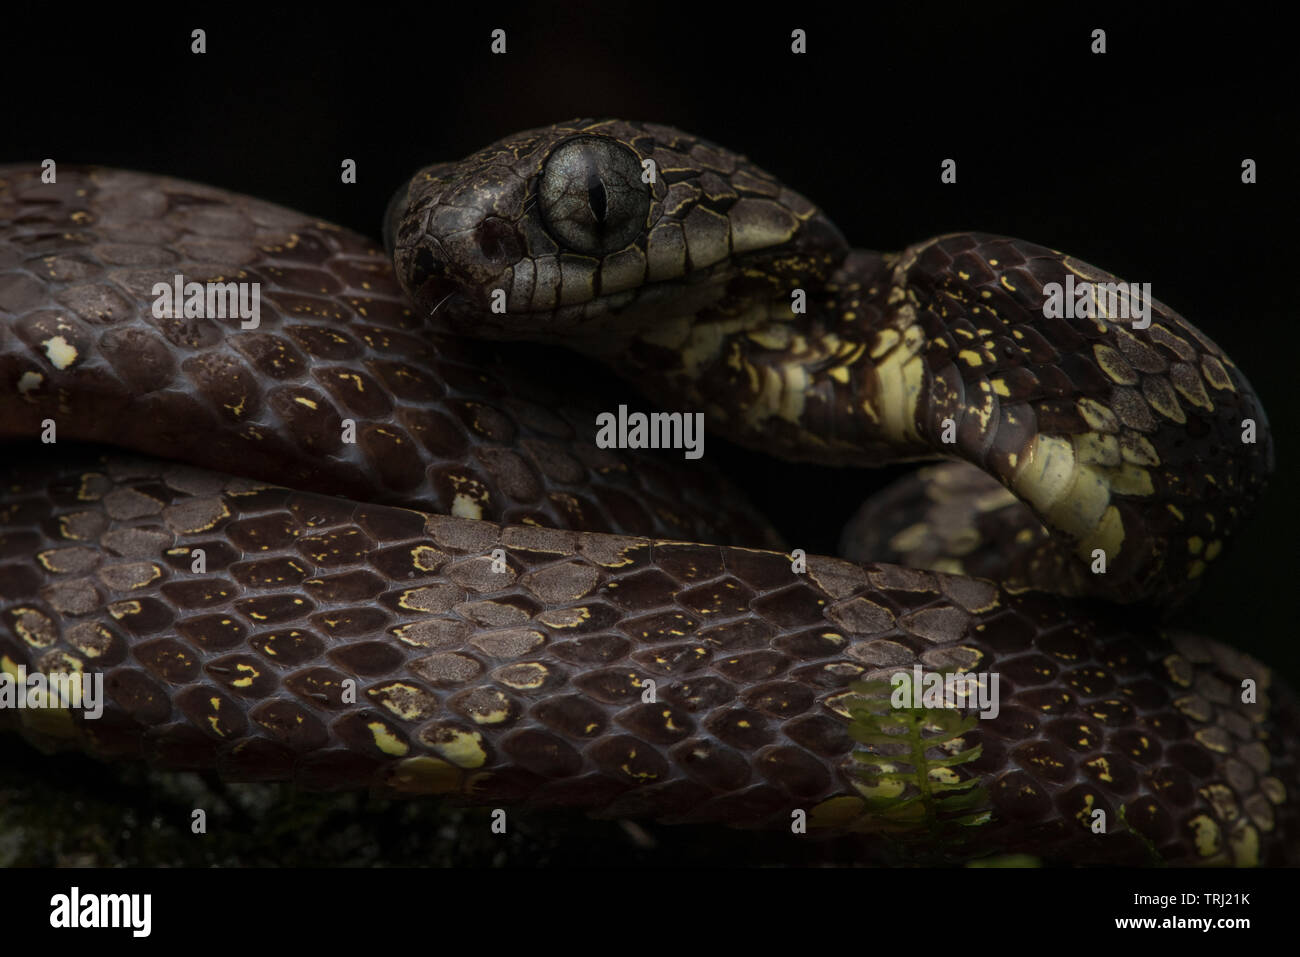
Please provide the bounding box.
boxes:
[386,119,848,342]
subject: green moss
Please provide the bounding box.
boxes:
[813,678,993,862]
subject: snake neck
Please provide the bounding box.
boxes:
[586,247,939,464]
[588,236,1272,609]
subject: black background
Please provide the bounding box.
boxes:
[4,2,1298,867]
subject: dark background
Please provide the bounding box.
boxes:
[4,3,1297,865]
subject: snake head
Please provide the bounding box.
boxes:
[386,119,848,344]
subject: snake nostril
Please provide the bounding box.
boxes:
[410,243,446,285]
[475,217,521,265]
[405,243,461,317]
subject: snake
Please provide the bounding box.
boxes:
[0,118,1293,866]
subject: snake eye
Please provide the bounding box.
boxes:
[539,136,649,256]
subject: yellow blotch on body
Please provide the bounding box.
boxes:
[451,493,483,519]
[42,336,78,370]
[367,721,409,756]
[390,756,460,794]
[1188,814,1222,857]
[428,729,487,769]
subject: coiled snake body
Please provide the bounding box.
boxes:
[0,119,1293,865]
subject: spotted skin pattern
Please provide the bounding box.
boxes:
[393,120,1272,608]
[0,120,1292,864]
[1,454,1295,864]
[0,166,777,548]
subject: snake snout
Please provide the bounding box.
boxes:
[404,238,464,320]
[402,230,525,336]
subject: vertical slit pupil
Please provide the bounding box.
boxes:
[586,171,608,225]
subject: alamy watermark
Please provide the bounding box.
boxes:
[0,665,103,719]
[49,887,151,937]
[152,273,261,329]
[595,404,705,459]
[890,665,1000,719]
[1041,274,1152,329]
